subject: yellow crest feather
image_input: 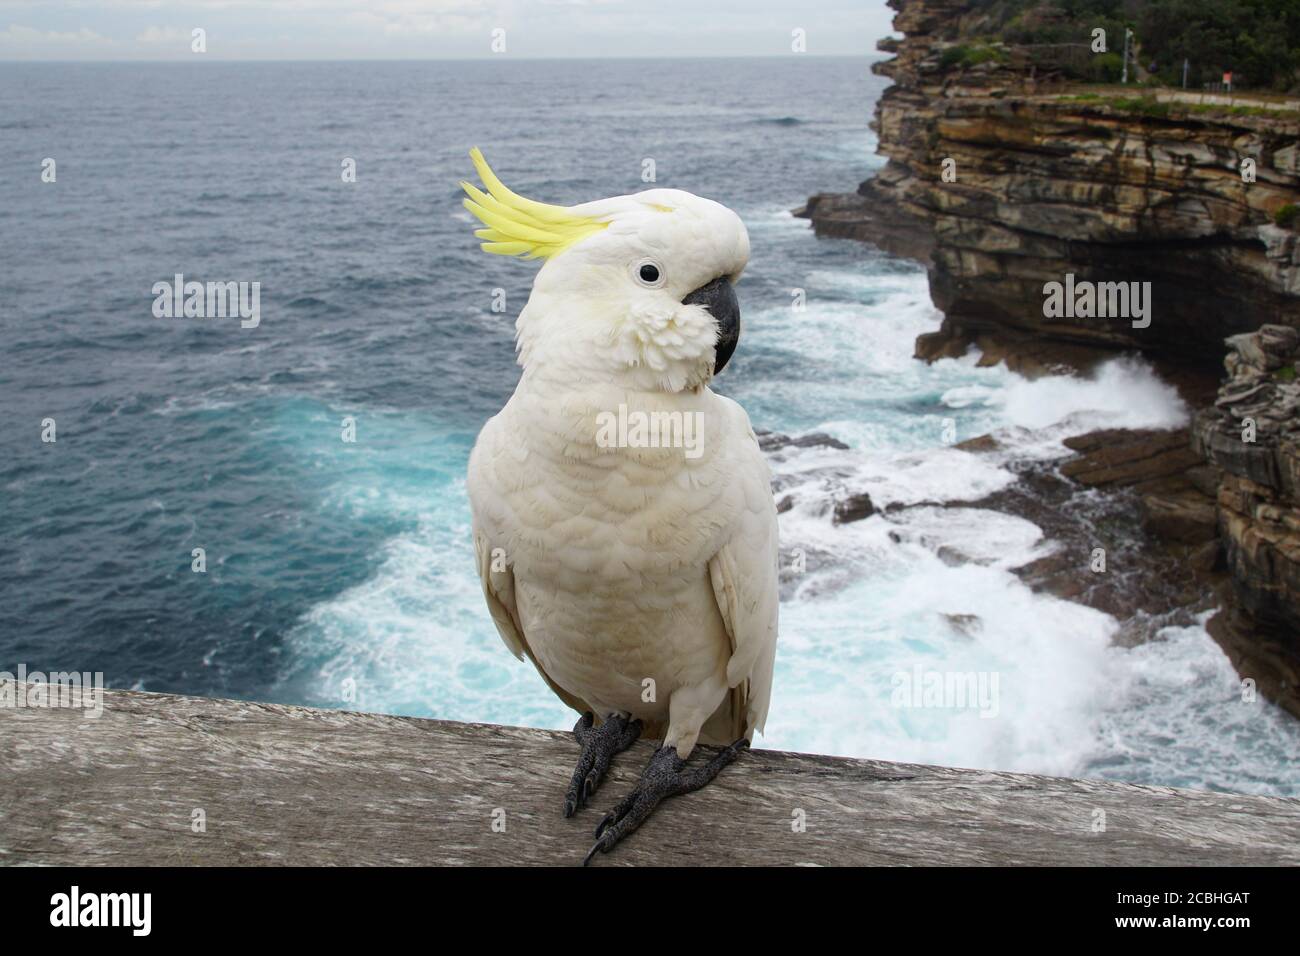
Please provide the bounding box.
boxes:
[460,148,608,259]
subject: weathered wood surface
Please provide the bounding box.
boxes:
[3,682,1299,866]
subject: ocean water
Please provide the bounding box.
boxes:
[2,58,1297,795]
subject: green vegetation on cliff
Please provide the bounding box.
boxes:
[940,42,1012,68]
[971,0,1300,91]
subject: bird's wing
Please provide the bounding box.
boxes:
[472,526,525,661]
[469,414,592,716]
[473,526,592,715]
[708,400,780,738]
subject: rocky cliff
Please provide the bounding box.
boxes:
[1194,326,1300,712]
[801,0,1300,364]
[801,0,1300,717]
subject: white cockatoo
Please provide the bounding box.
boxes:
[461,149,778,863]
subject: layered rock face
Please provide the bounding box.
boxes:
[1194,327,1300,712]
[800,0,1300,362]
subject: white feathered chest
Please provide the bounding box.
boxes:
[469,379,748,721]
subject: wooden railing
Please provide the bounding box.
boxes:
[3,682,1298,866]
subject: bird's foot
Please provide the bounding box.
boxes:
[584,737,749,865]
[563,711,642,818]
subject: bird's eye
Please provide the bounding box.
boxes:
[633,259,664,287]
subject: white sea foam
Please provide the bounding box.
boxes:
[886,506,1050,569]
[997,355,1189,433]
[279,492,573,730]
[763,554,1118,776]
[1088,615,1300,795]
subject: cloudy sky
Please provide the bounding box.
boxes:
[0,0,896,60]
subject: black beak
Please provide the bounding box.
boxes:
[683,276,740,375]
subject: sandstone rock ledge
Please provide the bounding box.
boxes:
[3,683,1299,866]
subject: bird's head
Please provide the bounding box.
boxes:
[461,148,749,393]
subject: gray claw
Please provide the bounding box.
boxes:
[583,738,748,864]
[562,712,642,818]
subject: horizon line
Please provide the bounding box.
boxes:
[0,51,890,65]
